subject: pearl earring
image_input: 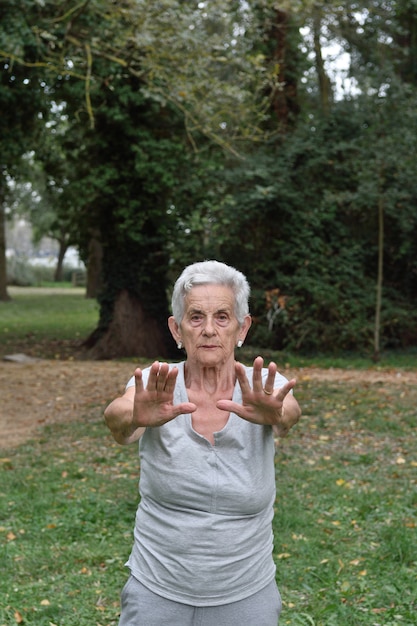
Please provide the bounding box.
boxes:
[237,340,243,348]
[177,341,183,349]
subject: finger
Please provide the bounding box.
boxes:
[263,361,277,394]
[235,361,252,393]
[164,367,179,394]
[147,361,161,390]
[134,367,144,393]
[275,379,297,400]
[172,402,197,417]
[217,399,240,414]
[251,356,265,393]
[156,362,170,391]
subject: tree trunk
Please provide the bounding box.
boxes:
[312,3,333,114]
[0,204,11,301]
[267,8,300,128]
[270,8,289,124]
[54,237,69,282]
[374,193,384,361]
[85,230,103,299]
[84,289,171,360]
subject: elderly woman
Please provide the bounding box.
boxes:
[104,260,301,626]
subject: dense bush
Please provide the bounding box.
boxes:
[6,258,85,286]
[6,257,37,286]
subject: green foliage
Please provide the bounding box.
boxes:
[210,93,417,353]
[4,0,274,147]
[2,0,417,355]
[0,1,52,192]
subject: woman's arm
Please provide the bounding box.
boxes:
[272,390,301,438]
[104,386,146,445]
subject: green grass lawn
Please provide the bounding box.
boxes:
[273,378,417,625]
[0,417,136,626]
[0,287,99,359]
[0,288,416,625]
[1,377,416,625]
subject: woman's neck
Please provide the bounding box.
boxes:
[184,360,236,395]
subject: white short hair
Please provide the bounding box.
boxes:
[171,260,250,325]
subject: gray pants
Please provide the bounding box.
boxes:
[118,575,282,626]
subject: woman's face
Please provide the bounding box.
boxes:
[169,284,251,367]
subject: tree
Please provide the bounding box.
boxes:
[0,0,51,300]
[3,0,417,356]
[344,85,417,356]
[328,2,417,353]
[34,0,279,357]
[75,73,192,358]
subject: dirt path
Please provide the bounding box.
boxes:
[0,360,135,449]
[1,359,416,450]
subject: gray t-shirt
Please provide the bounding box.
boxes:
[125,361,288,606]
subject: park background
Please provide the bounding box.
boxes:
[1,2,416,625]
[1,1,417,361]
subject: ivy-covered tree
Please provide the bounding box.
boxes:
[72,72,192,358]
[2,0,278,356]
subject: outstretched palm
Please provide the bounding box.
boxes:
[216,356,296,429]
[133,361,196,428]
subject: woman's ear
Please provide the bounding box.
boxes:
[168,316,181,344]
[238,314,252,344]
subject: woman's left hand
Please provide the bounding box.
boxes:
[216,356,301,437]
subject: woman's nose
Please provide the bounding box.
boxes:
[202,316,216,334]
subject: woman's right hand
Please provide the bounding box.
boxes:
[132,361,197,428]
[104,361,196,444]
